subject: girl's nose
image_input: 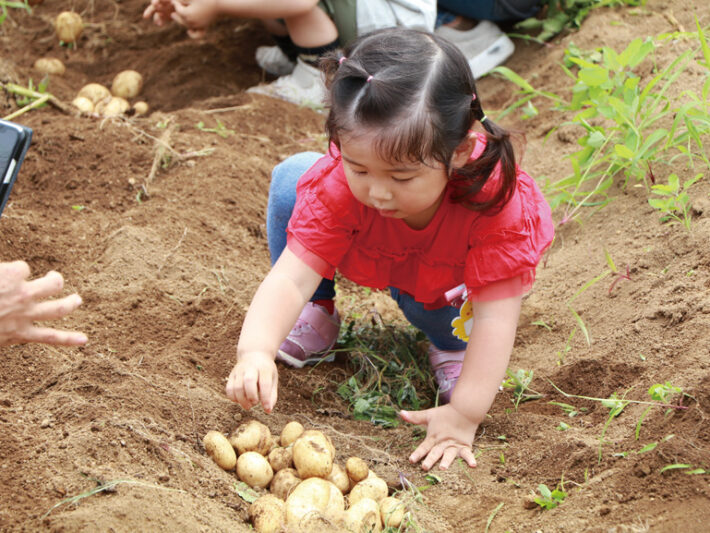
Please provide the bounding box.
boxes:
[369,183,393,202]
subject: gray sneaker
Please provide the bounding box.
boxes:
[247,58,326,108]
[435,21,515,79]
[255,45,296,77]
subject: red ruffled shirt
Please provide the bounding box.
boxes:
[286,134,554,308]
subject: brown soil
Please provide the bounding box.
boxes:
[1,1,708,532]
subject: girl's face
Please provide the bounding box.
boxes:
[339,130,474,229]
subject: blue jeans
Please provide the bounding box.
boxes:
[436,0,541,25]
[267,152,467,351]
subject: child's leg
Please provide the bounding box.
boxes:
[266,152,336,301]
[389,287,466,402]
[388,288,466,351]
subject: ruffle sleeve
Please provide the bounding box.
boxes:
[464,168,554,299]
[286,150,363,279]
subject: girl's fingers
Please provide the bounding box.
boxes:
[26,294,82,321]
[459,447,477,468]
[420,442,448,471]
[409,437,434,465]
[258,370,274,413]
[438,446,460,471]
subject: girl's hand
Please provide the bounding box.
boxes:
[399,404,478,471]
[225,352,279,413]
[170,0,217,38]
[143,0,175,26]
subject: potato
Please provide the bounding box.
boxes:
[268,445,293,472]
[345,457,369,484]
[203,430,236,471]
[285,477,344,532]
[344,497,381,533]
[33,58,65,75]
[77,83,111,105]
[132,101,149,116]
[55,12,83,43]
[326,463,350,494]
[71,96,94,114]
[293,430,335,479]
[348,476,388,506]
[379,496,405,528]
[229,420,272,456]
[249,494,285,533]
[280,420,305,446]
[270,467,301,501]
[97,97,129,117]
[237,451,274,489]
[111,70,143,99]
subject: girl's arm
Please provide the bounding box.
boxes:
[400,293,522,470]
[225,246,323,412]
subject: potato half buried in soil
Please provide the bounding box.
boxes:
[250,494,285,533]
[33,58,65,75]
[55,12,83,43]
[111,70,143,99]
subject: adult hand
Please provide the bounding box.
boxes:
[143,0,175,26]
[399,403,478,471]
[0,261,87,346]
[225,352,279,413]
[170,0,216,38]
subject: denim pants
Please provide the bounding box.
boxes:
[267,152,467,351]
[436,0,541,25]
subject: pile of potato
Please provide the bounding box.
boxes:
[203,420,408,533]
[70,71,148,118]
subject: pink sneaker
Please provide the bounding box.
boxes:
[277,302,340,368]
[428,345,465,404]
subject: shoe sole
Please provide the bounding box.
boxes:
[468,33,515,79]
[276,350,335,369]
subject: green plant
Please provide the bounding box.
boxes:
[494,29,710,222]
[502,368,542,408]
[0,0,31,25]
[335,319,433,428]
[196,119,234,138]
[636,382,685,439]
[648,172,704,230]
[532,482,567,510]
[514,0,647,43]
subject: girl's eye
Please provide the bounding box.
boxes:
[352,169,367,176]
[392,176,414,183]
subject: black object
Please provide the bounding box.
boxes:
[0,119,33,217]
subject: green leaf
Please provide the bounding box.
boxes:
[614,144,635,159]
[233,482,259,503]
[638,442,657,453]
[660,464,691,473]
[578,67,609,87]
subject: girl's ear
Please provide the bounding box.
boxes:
[450,131,476,169]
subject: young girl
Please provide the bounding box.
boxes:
[226,27,554,471]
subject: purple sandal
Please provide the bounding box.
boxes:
[428,345,465,404]
[276,302,340,368]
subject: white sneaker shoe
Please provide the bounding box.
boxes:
[435,20,515,79]
[247,58,326,108]
[255,45,296,76]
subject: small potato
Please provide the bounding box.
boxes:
[348,476,388,506]
[345,457,369,483]
[326,463,350,494]
[237,451,274,489]
[379,496,405,528]
[71,96,94,114]
[268,446,293,472]
[132,101,149,116]
[111,70,143,99]
[344,497,381,533]
[249,494,285,533]
[292,430,335,479]
[33,58,65,75]
[280,420,305,447]
[230,420,272,456]
[77,83,111,105]
[203,430,237,471]
[55,11,83,43]
[97,96,129,117]
[270,468,301,501]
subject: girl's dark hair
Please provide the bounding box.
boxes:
[321,27,516,212]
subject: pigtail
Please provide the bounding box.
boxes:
[448,94,517,213]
